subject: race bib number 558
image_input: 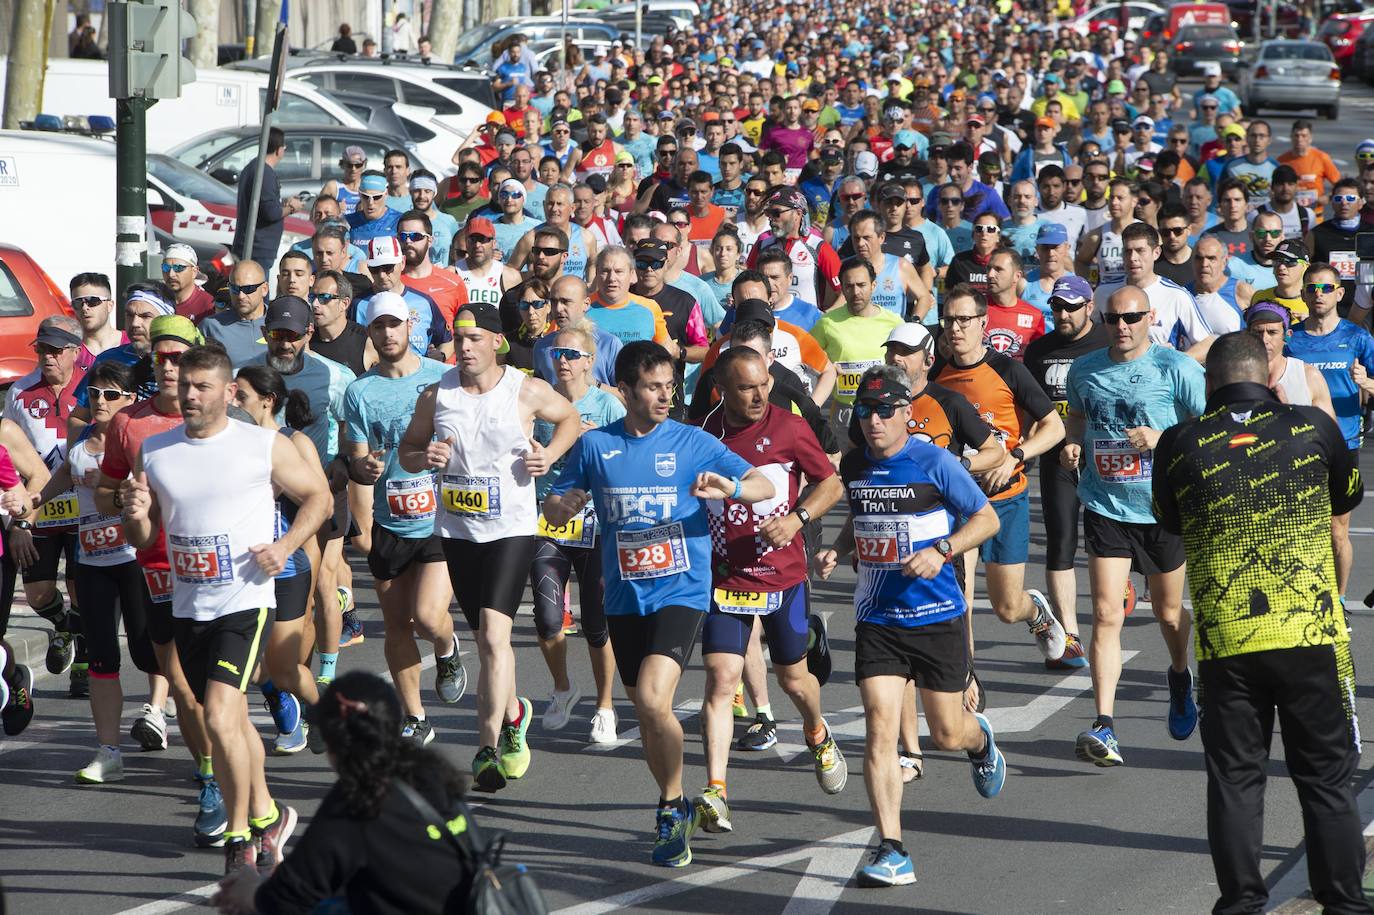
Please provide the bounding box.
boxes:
[170,533,234,585]
[1092,439,1152,483]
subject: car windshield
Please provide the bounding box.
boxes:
[0,261,35,318]
[1263,42,1334,60]
[453,22,505,58]
[1180,25,1237,39]
[147,154,237,205]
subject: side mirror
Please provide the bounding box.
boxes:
[210,167,239,185]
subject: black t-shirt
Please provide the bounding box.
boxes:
[946,250,993,298]
[503,323,554,374]
[1201,224,1250,259]
[636,176,689,213]
[1155,252,1195,288]
[639,282,698,417]
[309,321,370,378]
[1141,69,1177,97]
[1310,220,1361,314]
[1023,323,1110,429]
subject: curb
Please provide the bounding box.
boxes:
[5,606,52,681]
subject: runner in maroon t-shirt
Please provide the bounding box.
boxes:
[983,249,1046,361]
[689,346,847,834]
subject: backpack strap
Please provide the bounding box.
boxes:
[394,779,496,865]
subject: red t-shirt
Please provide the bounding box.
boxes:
[697,404,835,592]
[101,398,182,569]
[983,299,1046,362]
[177,286,217,324]
[403,270,469,328]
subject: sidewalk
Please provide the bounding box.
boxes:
[6,602,54,681]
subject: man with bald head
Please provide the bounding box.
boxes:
[531,276,622,388]
[202,260,269,369]
[1061,283,1207,768]
[509,184,599,281]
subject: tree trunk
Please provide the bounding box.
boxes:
[187,0,219,68]
[253,0,277,57]
[3,0,48,129]
[428,0,460,62]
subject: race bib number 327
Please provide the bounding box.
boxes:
[170,533,234,585]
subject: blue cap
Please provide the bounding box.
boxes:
[893,129,920,149]
[1042,73,1063,85]
[360,174,387,193]
[1050,274,1093,305]
[1036,222,1069,246]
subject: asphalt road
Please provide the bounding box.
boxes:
[4,77,1374,915]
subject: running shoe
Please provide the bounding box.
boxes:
[274,720,308,755]
[543,685,580,731]
[737,712,777,751]
[589,707,618,744]
[75,746,124,784]
[969,712,1006,798]
[315,674,332,688]
[1123,579,1137,617]
[731,683,748,718]
[163,698,177,719]
[194,775,229,847]
[694,784,733,833]
[306,717,326,754]
[435,646,467,704]
[856,841,915,887]
[809,725,848,795]
[1075,722,1124,767]
[806,613,833,687]
[1,665,35,737]
[1045,633,1089,671]
[650,800,698,868]
[899,751,924,783]
[252,804,298,872]
[68,663,90,699]
[46,627,74,675]
[561,606,578,635]
[499,696,533,778]
[224,836,256,875]
[400,716,434,746]
[471,745,507,793]
[131,702,169,751]
[339,610,364,648]
[1167,666,1198,741]
[1026,589,1067,661]
[264,690,301,736]
[0,644,8,711]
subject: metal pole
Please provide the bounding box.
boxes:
[115,94,148,317]
[635,0,641,57]
[240,112,273,261]
[560,0,567,74]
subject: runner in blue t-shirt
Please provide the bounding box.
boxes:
[544,340,772,870]
[813,364,1005,888]
[341,297,465,748]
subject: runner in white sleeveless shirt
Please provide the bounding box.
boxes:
[1243,301,1334,416]
[454,216,522,307]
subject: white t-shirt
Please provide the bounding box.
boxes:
[1094,275,1213,350]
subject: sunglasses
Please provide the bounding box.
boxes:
[498,190,525,199]
[87,386,131,402]
[1161,225,1189,236]
[940,198,963,205]
[1104,311,1149,325]
[467,234,493,244]
[153,350,184,365]
[535,246,569,258]
[341,161,365,169]
[161,263,191,275]
[616,162,634,168]
[854,402,902,420]
[34,343,73,357]
[71,295,107,309]
[229,282,265,296]
[1170,138,1189,145]
[398,231,430,243]
[1357,153,1374,162]
[267,328,305,342]
[1333,194,1360,204]
[372,262,398,273]
[1137,198,1156,208]
[840,192,866,202]
[765,209,786,220]
[941,314,982,327]
[460,176,483,184]
[1306,282,1338,294]
[551,347,591,361]
[359,192,386,203]
[1048,297,1088,312]
[519,299,549,311]
[745,188,767,196]
[974,224,1001,234]
[1253,228,1283,240]
[310,292,345,303]
[634,259,666,270]
[658,149,677,157]
[1200,104,1219,110]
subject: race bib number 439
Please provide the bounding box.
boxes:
[78,513,129,557]
[616,522,689,581]
[170,533,234,585]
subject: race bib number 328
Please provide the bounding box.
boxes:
[616,522,690,581]
[170,533,234,585]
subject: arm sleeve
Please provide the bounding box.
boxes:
[1151,427,1183,534]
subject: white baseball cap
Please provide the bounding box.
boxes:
[164,243,198,266]
[854,150,879,178]
[884,322,933,351]
[364,291,410,325]
[367,236,404,267]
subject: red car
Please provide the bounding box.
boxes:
[1319,10,1374,67]
[0,244,77,388]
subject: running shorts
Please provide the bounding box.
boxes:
[703,581,809,665]
[173,607,273,702]
[854,617,969,692]
[1083,509,1185,576]
[441,536,536,629]
[368,524,445,582]
[606,604,704,689]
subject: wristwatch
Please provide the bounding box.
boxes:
[960,455,972,471]
[934,538,954,563]
[794,507,812,525]
[1009,447,1025,463]
[13,518,32,531]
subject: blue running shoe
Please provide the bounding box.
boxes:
[194,775,228,848]
[1075,722,1124,767]
[650,800,697,868]
[339,609,365,648]
[856,842,916,887]
[264,690,301,736]
[969,712,1006,798]
[1167,667,1198,740]
[274,720,308,755]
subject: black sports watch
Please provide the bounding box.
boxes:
[960,455,972,471]
[934,538,954,563]
[12,518,32,531]
[793,506,812,525]
[1010,447,1025,463]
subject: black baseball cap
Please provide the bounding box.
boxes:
[732,297,775,330]
[264,296,311,334]
[855,373,911,406]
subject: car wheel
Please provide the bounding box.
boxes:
[1324,102,1339,120]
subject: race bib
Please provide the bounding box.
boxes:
[170,533,234,585]
[143,567,173,604]
[78,513,130,558]
[616,522,689,580]
[441,475,501,518]
[713,587,783,615]
[36,491,79,530]
[386,474,438,523]
[1296,189,1317,209]
[836,360,881,400]
[1092,439,1152,483]
[537,506,597,548]
[1330,250,1357,280]
[854,512,951,569]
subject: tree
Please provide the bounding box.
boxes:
[428,0,462,62]
[253,0,278,58]
[3,0,47,129]
[187,0,219,68]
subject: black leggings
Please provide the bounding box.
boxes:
[75,560,157,677]
[529,539,608,647]
[1040,454,1081,573]
[0,534,16,638]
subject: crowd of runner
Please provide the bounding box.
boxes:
[4,0,1374,907]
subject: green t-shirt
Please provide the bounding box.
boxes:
[809,307,904,405]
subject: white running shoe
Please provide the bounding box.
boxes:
[543,684,581,731]
[131,703,169,751]
[589,707,618,744]
[1027,589,1067,661]
[75,746,125,784]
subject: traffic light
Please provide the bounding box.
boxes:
[108,0,197,100]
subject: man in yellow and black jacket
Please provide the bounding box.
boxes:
[1152,332,1369,915]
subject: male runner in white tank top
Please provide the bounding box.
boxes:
[120,345,331,873]
[400,302,579,793]
[1244,301,1335,417]
[453,217,521,307]
[1074,178,1138,290]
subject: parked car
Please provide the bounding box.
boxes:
[1352,16,1374,80]
[1164,2,1232,41]
[0,244,76,388]
[1226,0,1303,38]
[1065,2,1166,36]
[168,125,410,200]
[600,0,700,29]
[1172,23,1245,74]
[1237,39,1343,117]
[451,17,623,66]
[1318,10,1374,69]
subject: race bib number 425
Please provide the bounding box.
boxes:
[616,522,689,581]
[170,533,234,585]
[441,475,501,518]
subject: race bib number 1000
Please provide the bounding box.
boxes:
[441,475,501,518]
[616,522,689,581]
[170,533,234,585]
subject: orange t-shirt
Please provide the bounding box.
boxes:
[1277,148,1342,218]
[403,270,469,327]
[688,204,727,247]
